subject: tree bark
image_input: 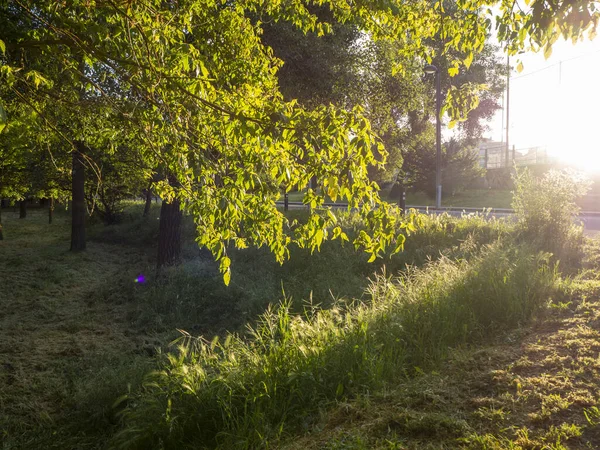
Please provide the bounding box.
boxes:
[19,200,27,219]
[157,198,182,269]
[143,185,153,217]
[70,145,86,251]
[49,197,54,224]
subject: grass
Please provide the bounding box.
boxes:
[112,241,558,449]
[387,189,513,209]
[0,207,155,449]
[282,273,600,449]
[0,203,511,449]
[0,192,592,450]
[283,188,514,209]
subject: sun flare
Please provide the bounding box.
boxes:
[490,38,600,173]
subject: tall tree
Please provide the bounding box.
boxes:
[261,9,504,187]
[1,0,597,280]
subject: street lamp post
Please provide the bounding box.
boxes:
[424,64,442,209]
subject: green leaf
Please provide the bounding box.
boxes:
[0,39,5,55]
[464,52,473,68]
[448,66,459,77]
[516,61,524,73]
[0,101,7,133]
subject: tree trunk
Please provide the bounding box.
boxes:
[49,197,54,224]
[19,200,27,219]
[0,202,3,241]
[157,198,182,269]
[70,145,86,251]
[143,185,153,217]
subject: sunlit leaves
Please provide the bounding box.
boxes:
[443,83,486,125]
[3,0,599,283]
[0,101,6,133]
[516,61,524,73]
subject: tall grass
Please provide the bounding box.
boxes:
[512,168,590,271]
[113,242,557,450]
[96,204,511,337]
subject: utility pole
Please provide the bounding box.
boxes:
[424,64,442,209]
[435,68,442,208]
[505,55,510,167]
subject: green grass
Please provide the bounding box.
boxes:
[113,241,558,449]
[0,204,512,449]
[0,195,588,450]
[0,207,155,449]
[283,189,514,209]
[282,273,600,450]
[400,189,513,209]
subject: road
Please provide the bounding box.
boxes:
[277,202,600,234]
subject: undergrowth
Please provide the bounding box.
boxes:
[113,242,557,449]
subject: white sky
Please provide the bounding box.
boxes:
[485,36,600,171]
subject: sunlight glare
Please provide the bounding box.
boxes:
[489,37,600,173]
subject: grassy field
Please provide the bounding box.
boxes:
[0,208,155,448]
[285,187,600,211]
[1,199,597,449]
[283,189,514,209]
[0,204,508,448]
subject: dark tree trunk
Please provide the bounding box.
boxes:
[49,198,54,224]
[157,198,182,269]
[0,203,3,240]
[19,200,27,219]
[70,145,86,251]
[143,185,153,217]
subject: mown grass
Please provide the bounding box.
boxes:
[0,206,155,449]
[1,176,590,450]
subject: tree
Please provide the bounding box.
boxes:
[260,7,504,186]
[1,0,598,281]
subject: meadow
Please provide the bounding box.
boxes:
[2,172,599,449]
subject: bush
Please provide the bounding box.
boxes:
[511,167,590,267]
[112,242,556,450]
[512,167,589,241]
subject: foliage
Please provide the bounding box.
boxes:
[262,9,504,185]
[401,137,484,197]
[113,242,556,449]
[85,145,149,225]
[2,0,597,280]
[512,167,591,259]
[442,139,486,195]
[91,204,511,336]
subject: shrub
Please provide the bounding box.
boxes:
[512,167,590,248]
[112,242,556,450]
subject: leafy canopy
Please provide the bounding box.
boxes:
[0,0,598,282]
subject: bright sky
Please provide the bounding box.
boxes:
[486,36,600,172]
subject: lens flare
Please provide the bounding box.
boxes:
[134,274,146,284]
